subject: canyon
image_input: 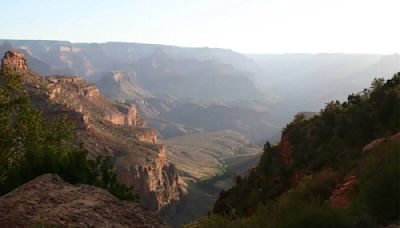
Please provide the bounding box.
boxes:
[1,40,399,227]
[1,49,180,211]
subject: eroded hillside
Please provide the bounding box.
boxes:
[189,73,400,227]
[1,49,181,211]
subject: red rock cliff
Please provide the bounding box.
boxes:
[1,50,28,71]
[116,146,180,210]
[103,104,146,128]
[1,50,181,211]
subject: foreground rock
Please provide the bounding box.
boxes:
[0,174,165,227]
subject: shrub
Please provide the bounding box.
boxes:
[0,66,138,201]
[351,140,400,225]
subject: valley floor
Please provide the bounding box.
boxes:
[160,130,262,227]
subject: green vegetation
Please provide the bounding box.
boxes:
[187,179,353,228]
[187,73,400,227]
[351,140,400,225]
[199,161,228,182]
[0,66,138,201]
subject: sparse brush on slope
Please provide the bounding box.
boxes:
[187,73,400,227]
[0,66,138,201]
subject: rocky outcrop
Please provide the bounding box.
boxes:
[0,174,165,227]
[362,138,388,153]
[328,175,357,208]
[83,84,100,97]
[103,112,131,125]
[134,128,158,144]
[329,132,400,208]
[47,75,100,98]
[116,146,180,210]
[96,71,153,101]
[362,132,400,153]
[1,49,28,71]
[125,104,146,127]
[1,50,181,211]
[104,104,146,128]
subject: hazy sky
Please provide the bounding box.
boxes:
[1,0,398,54]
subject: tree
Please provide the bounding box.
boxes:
[0,66,138,201]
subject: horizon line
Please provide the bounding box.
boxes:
[1,38,398,56]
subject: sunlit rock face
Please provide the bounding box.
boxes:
[116,146,181,210]
[1,49,28,71]
[103,104,146,128]
[0,49,181,211]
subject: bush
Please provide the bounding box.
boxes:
[351,140,400,225]
[307,170,339,200]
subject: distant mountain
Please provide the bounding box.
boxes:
[2,39,398,140]
[0,42,53,75]
[97,71,153,101]
[0,39,255,78]
[0,40,265,101]
[129,49,263,101]
[130,97,278,142]
[248,53,400,125]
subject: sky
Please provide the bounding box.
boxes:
[0,0,399,54]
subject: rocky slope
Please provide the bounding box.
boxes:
[160,130,262,227]
[128,97,278,142]
[205,73,399,227]
[0,174,165,227]
[97,71,153,101]
[129,49,264,101]
[1,49,180,211]
[0,40,254,78]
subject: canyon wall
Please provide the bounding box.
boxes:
[1,50,180,211]
[116,146,180,210]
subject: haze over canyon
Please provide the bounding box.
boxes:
[0,38,398,227]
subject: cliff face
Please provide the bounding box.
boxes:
[0,174,165,227]
[104,104,146,128]
[1,50,180,211]
[116,146,180,210]
[1,49,28,71]
[96,71,153,101]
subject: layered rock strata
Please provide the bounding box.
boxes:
[0,50,180,210]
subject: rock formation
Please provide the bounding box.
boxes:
[0,174,165,227]
[104,104,146,128]
[116,146,180,210]
[328,175,357,208]
[0,50,181,211]
[1,49,28,71]
[362,132,400,153]
[97,71,153,101]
